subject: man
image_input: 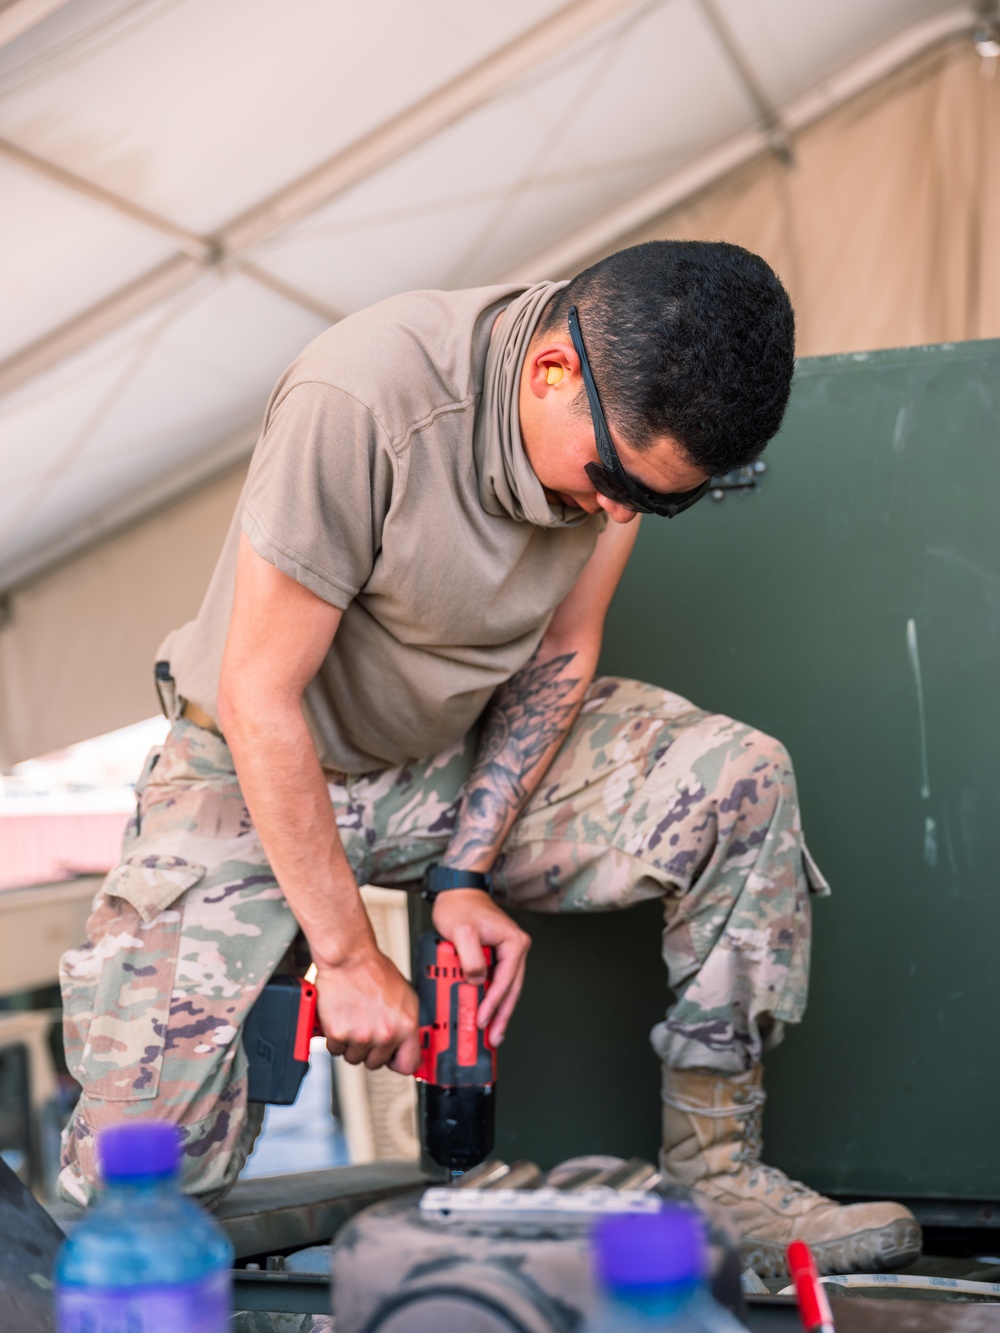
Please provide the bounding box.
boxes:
[59,241,919,1277]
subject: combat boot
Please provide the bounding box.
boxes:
[660,1066,921,1278]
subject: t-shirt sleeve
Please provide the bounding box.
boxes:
[241,381,396,608]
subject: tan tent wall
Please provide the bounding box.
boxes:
[0,465,246,766]
[579,39,1000,354]
[1,36,996,764]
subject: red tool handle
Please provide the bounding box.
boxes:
[293,978,319,1062]
[787,1241,835,1333]
[415,933,495,1087]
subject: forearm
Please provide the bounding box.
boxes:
[445,638,598,872]
[219,693,374,969]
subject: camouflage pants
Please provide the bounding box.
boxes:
[58,677,827,1205]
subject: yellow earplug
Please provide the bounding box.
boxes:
[546,365,564,385]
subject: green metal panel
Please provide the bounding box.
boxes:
[494,339,1000,1201]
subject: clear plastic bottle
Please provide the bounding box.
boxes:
[582,1207,748,1332]
[55,1121,233,1332]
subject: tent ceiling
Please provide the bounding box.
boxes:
[0,0,976,593]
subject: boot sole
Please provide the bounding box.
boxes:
[741,1218,923,1279]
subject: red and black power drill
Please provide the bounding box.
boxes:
[414,929,495,1172]
[244,918,496,1171]
[244,863,498,1167]
[414,862,497,1172]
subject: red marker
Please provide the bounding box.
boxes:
[787,1241,835,1333]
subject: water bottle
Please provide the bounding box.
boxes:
[582,1207,748,1331]
[55,1121,233,1332]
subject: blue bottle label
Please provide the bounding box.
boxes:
[56,1268,229,1332]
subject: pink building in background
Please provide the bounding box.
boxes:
[0,811,127,891]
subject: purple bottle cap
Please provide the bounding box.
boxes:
[98,1122,180,1180]
[593,1206,705,1290]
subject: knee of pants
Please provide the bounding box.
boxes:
[58,1085,262,1208]
[746,725,790,766]
[663,718,806,924]
[714,722,796,823]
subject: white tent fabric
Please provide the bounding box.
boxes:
[605,39,1000,355]
[0,0,995,764]
[0,464,243,764]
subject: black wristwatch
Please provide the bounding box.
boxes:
[422,863,495,903]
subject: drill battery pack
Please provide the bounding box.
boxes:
[244,974,319,1105]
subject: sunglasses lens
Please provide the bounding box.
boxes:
[584,462,642,511]
[585,463,711,518]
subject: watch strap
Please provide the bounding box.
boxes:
[422,864,494,901]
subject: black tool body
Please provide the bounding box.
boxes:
[415,930,496,1171]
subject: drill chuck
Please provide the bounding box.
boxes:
[419,1083,496,1172]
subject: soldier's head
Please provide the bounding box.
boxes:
[519,240,795,524]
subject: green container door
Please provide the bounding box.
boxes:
[495,339,1000,1203]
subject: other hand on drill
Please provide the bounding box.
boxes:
[431,889,531,1047]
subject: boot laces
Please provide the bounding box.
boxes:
[662,1086,816,1207]
[660,1084,767,1127]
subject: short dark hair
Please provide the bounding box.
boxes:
[537,240,795,474]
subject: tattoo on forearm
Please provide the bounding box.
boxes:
[449,649,581,862]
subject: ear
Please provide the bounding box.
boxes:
[524,339,581,401]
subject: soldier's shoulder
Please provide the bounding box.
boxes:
[280,286,519,432]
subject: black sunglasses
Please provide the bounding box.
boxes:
[567,306,710,519]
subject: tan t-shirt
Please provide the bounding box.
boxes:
[160,286,601,772]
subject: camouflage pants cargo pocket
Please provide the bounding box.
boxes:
[58,719,298,1207]
[61,855,205,1101]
